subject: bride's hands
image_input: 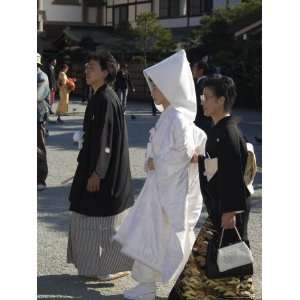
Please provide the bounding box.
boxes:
[191,154,199,163]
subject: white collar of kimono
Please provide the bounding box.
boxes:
[143,50,197,121]
[155,105,174,129]
[197,75,207,84]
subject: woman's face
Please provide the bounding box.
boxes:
[151,84,168,106]
[201,87,225,117]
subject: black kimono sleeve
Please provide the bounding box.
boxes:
[94,100,114,179]
[218,128,247,214]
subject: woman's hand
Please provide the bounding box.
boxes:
[87,173,101,192]
[147,158,155,171]
[221,212,236,229]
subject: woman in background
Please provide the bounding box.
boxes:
[56,64,70,123]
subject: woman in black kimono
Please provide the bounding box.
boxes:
[67,52,134,281]
[168,76,255,300]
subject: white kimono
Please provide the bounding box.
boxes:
[114,50,207,283]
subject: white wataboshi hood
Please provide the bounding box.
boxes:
[143,49,197,121]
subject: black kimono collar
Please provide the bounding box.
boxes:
[214,115,234,128]
[92,84,107,97]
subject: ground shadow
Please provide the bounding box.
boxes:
[46,118,83,152]
[38,274,168,300]
[38,274,120,300]
[126,116,156,149]
[38,184,71,233]
[37,178,147,233]
[46,132,79,152]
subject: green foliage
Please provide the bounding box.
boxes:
[131,55,146,64]
[135,12,176,66]
[185,0,262,109]
[195,0,261,54]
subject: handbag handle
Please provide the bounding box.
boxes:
[218,226,243,249]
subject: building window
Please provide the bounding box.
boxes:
[83,0,97,6]
[190,0,201,15]
[159,0,169,17]
[52,0,80,5]
[190,0,213,16]
[114,5,128,26]
[159,0,181,18]
[170,0,180,17]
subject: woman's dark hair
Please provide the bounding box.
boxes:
[88,51,117,83]
[203,76,237,112]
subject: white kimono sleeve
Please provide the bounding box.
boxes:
[144,128,155,172]
[192,126,207,156]
[154,118,196,179]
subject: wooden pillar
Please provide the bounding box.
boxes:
[96,4,104,25]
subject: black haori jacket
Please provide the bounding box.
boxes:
[69,84,134,217]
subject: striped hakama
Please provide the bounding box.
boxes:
[67,209,133,277]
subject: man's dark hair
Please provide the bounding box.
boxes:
[88,51,117,83]
[203,76,237,112]
[60,64,68,71]
[194,61,208,75]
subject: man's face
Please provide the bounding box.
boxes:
[52,59,57,66]
[85,59,107,86]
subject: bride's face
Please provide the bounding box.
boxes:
[151,84,168,106]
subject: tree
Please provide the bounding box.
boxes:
[135,12,176,66]
[184,0,262,108]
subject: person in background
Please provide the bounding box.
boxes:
[37,53,50,191]
[115,63,135,111]
[192,61,213,133]
[81,63,92,104]
[68,52,134,281]
[45,58,57,108]
[56,64,70,123]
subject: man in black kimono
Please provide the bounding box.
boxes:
[37,53,50,191]
[192,61,212,133]
[114,63,135,112]
[67,52,134,280]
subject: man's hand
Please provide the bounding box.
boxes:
[87,173,101,192]
[191,154,199,163]
[221,212,236,229]
[147,158,155,171]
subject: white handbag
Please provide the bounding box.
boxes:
[217,226,254,272]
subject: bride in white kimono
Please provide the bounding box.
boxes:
[114,50,207,300]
